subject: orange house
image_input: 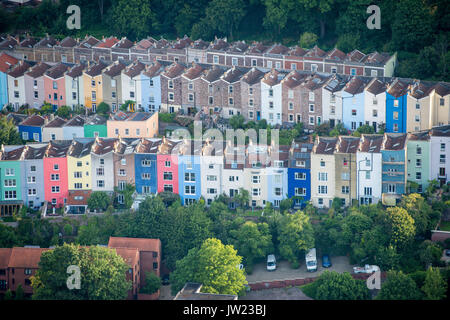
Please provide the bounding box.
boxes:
[83,61,108,112]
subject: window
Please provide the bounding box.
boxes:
[309,104,314,112]
[393,123,399,132]
[252,188,261,196]
[96,168,104,176]
[415,115,420,122]
[51,186,60,193]
[309,116,315,125]
[416,159,422,167]
[27,176,36,183]
[320,161,325,167]
[352,109,357,116]
[112,91,116,98]
[207,188,217,194]
[440,154,446,164]
[33,133,39,141]
[168,93,174,101]
[207,175,217,181]
[51,173,60,181]
[441,143,446,151]
[229,97,234,105]
[295,188,306,196]
[351,68,356,76]
[295,172,306,180]
[387,184,396,193]
[118,169,126,176]
[141,159,151,167]
[341,172,350,180]
[163,184,173,192]
[91,91,96,101]
[318,186,327,194]
[341,186,349,194]
[74,172,82,178]
[416,172,422,180]
[251,59,257,67]
[165,160,171,167]
[121,158,126,166]
[34,91,38,98]
[184,172,196,182]
[394,100,399,107]
[213,55,219,64]
[274,187,282,196]
[252,175,260,184]
[142,173,151,180]
[164,172,173,180]
[372,109,378,117]
[125,128,129,135]
[4,179,16,187]
[142,186,151,194]
[22,132,28,140]
[249,87,253,95]
[188,93,194,102]
[5,168,14,176]
[269,101,273,109]
[311,64,318,72]
[115,128,119,135]
[208,96,214,105]
[185,185,196,194]
[275,61,281,69]
[439,98,444,106]
[318,172,328,181]
[269,89,273,97]
[4,190,16,199]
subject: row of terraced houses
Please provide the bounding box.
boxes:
[0,50,449,134]
[0,126,449,216]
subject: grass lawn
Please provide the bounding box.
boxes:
[439,221,450,231]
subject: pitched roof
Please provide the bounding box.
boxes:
[103,61,126,77]
[288,46,307,57]
[305,46,326,57]
[135,37,157,50]
[162,62,185,79]
[110,112,155,122]
[267,43,289,55]
[359,134,384,152]
[95,36,119,48]
[85,61,108,77]
[409,81,433,100]
[191,39,209,50]
[65,115,85,127]
[8,247,50,268]
[202,65,225,83]
[323,74,348,92]
[68,139,95,157]
[44,116,67,128]
[45,140,72,158]
[227,41,248,53]
[114,37,134,49]
[432,82,450,97]
[363,52,391,64]
[22,145,47,160]
[36,36,57,47]
[108,236,161,253]
[78,35,100,49]
[209,38,229,51]
[59,36,78,47]
[6,113,27,125]
[0,52,19,73]
[262,69,282,86]
[241,67,265,85]
[336,136,360,154]
[143,61,164,78]
[111,247,139,267]
[344,76,367,95]
[172,36,192,49]
[91,137,117,155]
[382,133,407,150]
[0,248,12,269]
[430,125,450,137]
[124,61,145,78]
[66,63,86,78]
[0,37,18,49]
[21,114,45,127]
[85,114,107,126]
[303,74,329,90]
[314,137,338,155]
[347,49,366,62]
[407,130,430,141]
[282,71,307,89]
[326,48,346,61]
[365,78,387,95]
[45,63,69,79]
[7,61,32,78]
[25,62,51,78]
[183,63,205,80]
[221,66,246,83]
[19,37,38,48]
[247,42,269,54]
[387,78,410,97]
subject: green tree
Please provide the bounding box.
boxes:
[400,193,436,237]
[4,289,13,300]
[352,124,374,137]
[336,33,361,54]
[56,106,71,118]
[63,224,73,236]
[114,184,135,209]
[0,117,23,145]
[235,188,250,209]
[229,114,245,130]
[376,271,422,300]
[277,211,315,265]
[110,0,156,40]
[170,238,247,295]
[422,266,447,300]
[306,271,370,300]
[386,207,416,249]
[203,0,246,39]
[40,104,52,115]
[229,221,273,271]
[31,244,131,300]
[329,123,348,137]
[96,102,110,116]
[299,32,318,49]
[87,191,111,212]
[15,284,25,300]
[0,223,19,247]
[140,272,161,295]
[418,240,443,268]
[262,0,292,36]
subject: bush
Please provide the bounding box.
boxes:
[140,272,161,295]
[159,112,176,123]
[291,261,300,269]
[299,32,318,49]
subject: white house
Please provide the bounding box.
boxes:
[429,125,450,185]
[90,137,116,193]
[65,64,85,110]
[261,69,283,126]
[121,61,145,109]
[356,134,383,205]
[200,140,224,206]
[7,61,30,110]
[322,74,345,128]
[364,78,386,133]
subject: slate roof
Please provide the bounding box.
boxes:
[162,62,185,79]
[365,78,387,95]
[85,114,107,126]
[382,133,407,150]
[66,63,86,78]
[124,61,145,78]
[183,63,205,80]
[44,116,67,128]
[344,76,367,95]
[45,140,72,158]
[45,63,69,79]
[85,61,108,77]
[261,69,282,86]
[59,36,78,48]
[103,61,126,77]
[336,136,360,154]
[314,137,338,155]
[65,115,85,127]
[241,67,265,85]
[359,134,384,152]
[25,62,51,78]
[95,36,119,48]
[78,35,100,49]
[221,66,246,83]
[7,61,32,78]
[430,125,450,137]
[68,139,95,157]
[21,114,45,127]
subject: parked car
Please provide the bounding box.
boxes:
[445,249,450,257]
[322,254,332,268]
[162,274,170,286]
[353,264,380,274]
[267,254,276,271]
[305,248,317,272]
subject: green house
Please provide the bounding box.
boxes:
[406,131,430,193]
[84,114,108,138]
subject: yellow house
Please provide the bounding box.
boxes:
[407,81,432,133]
[67,140,95,191]
[429,83,450,128]
[83,61,108,112]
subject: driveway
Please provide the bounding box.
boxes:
[246,256,355,284]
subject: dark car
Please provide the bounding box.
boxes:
[445,249,450,257]
[322,254,332,268]
[162,274,170,286]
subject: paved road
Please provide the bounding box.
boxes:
[246,256,355,284]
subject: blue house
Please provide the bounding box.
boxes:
[0,53,19,110]
[342,77,367,131]
[18,115,45,142]
[287,142,313,208]
[141,62,163,113]
[381,133,407,205]
[385,79,409,133]
[176,142,202,206]
[134,139,159,195]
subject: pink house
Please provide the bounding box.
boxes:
[156,138,180,194]
[43,63,69,110]
[43,141,70,208]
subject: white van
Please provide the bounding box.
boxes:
[267,254,276,271]
[305,248,317,272]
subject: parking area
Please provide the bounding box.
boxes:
[246,256,355,284]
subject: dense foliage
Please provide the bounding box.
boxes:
[0,0,447,81]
